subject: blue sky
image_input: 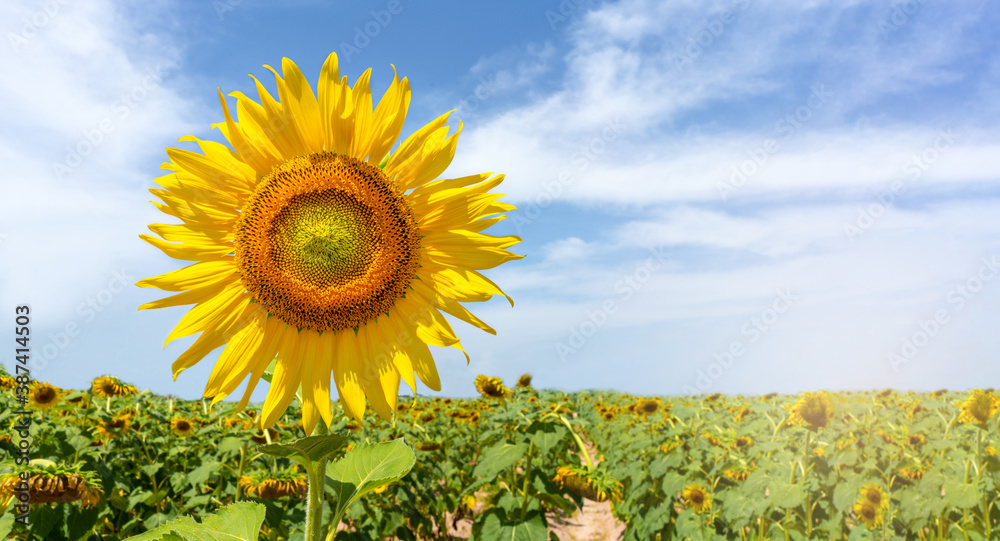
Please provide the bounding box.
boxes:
[2,0,1000,403]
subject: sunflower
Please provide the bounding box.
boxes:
[701,432,725,449]
[681,483,712,514]
[722,463,756,481]
[635,398,661,415]
[853,498,882,529]
[788,391,834,431]
[250,427,280,445]
[91,376,138,398]
[959,389,999,429]
[137,52,521,434]
[0,466,103,509]
[986,445,997,457]
[516,374,532,388]
[239,468,307,499]
[415,441,441,451]
[0,375,15,392]
[906,433,927,447]
[474,375,513,402]
[899,461,932,481]
[28,381,62,411]
[552,466,622,502]
[171,417,196,437]
[859,482,888,511]
[95,414,132,439]
[732,436,753,450]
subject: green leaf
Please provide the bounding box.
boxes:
[769,482,806,509]
[525,421,564,455]
[0,509,15,539]
[473,442,529,480]
[187,460,221,487]
[125,501,265,541]
[258,433,351,465]
[942,479,980,509]
[832,476,864,513]
[473,508,548,541]
[660,471,687,498]
[325,438,416,524]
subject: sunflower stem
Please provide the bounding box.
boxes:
[519,442,535,521]
[305,420,331,541]
[555,415,593,470]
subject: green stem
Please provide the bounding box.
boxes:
[978,428,992,538]
[519,442,535,520]
[802,431,812,537]
[554,415,594,469]
[305,421,331,541]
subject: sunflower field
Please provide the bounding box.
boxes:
[2,369,1000,540]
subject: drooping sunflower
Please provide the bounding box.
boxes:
[516,373,532,388]
[731,436,753,450]
[788,391,835,431]
[91,376,138,398]
[239,468,307,499]
[959,389,999,429]
[681,483,712,514]
[859,482,888,511]
[415,441,442,451]
[552,466,622,503]
[137,52,521,433]
[95,414,133,440]
[852,498,882,529]
[171,417,196,437]
[474,375,513,402]
[28,381,62,411]
[0,465,103,509]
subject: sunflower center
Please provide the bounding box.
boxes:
[236,152,421,332]
[37,388,56,403]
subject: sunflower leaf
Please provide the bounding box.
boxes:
[124,501,265,540]
[325,438,416,524]
[258,434,351,466]
[471,508,548,541]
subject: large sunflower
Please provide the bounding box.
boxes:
[138,53,521,433]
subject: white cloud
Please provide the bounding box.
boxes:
[0,0,201,323]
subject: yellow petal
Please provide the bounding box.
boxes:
[136,260,237,292]
[333,330,367,421]
[164,281,248,346]
[297,329,322,435]
[231,317,286,411]
[203,309,266,398]
[261,328,305,429]
[169,300,258,379]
